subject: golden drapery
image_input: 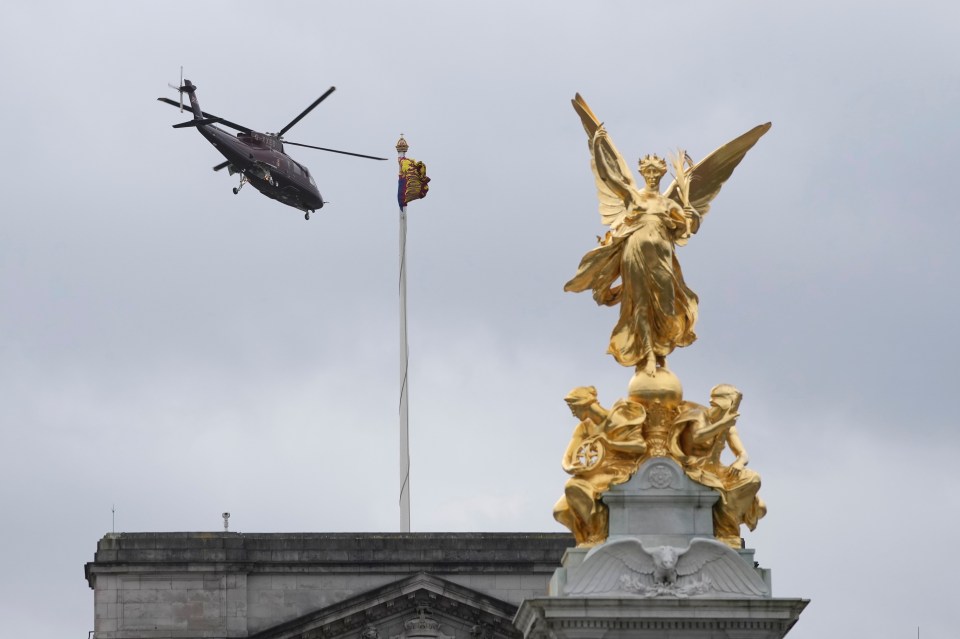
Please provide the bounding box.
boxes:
[565,198,699,368]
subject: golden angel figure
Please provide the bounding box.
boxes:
[564,94,771,375]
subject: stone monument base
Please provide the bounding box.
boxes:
[521,459,807,639]
[515,597,807,639]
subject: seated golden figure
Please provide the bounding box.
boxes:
[553,387,647,547]
[671,384,766,548]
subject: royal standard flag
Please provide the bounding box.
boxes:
[398,157,430,208]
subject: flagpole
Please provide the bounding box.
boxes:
[397,136,411,533]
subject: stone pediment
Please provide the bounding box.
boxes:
[250,573,521,639]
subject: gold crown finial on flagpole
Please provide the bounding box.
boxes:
[396,135,409,157]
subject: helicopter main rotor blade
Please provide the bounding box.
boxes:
[277,86,336,138]
[156,97,252,134]
[283,140,388,161]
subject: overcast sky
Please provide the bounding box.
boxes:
[1,1,958,637]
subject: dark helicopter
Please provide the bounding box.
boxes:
[158,78,387,220]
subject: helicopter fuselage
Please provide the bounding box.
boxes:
[196,124,323,213]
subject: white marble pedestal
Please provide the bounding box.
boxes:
[516,459,807,639]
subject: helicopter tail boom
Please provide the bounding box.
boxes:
[181,79,203,120]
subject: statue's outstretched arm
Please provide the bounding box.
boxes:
[603,434,647,455]
[571,93,641,228]
[690,410,739,443]
[561,424,588,474]
[726,426,750,471]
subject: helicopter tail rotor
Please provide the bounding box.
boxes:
[166,66,185,112]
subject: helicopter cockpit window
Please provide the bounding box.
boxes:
[293,163,312,182]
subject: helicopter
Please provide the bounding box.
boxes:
[158,77,387,220]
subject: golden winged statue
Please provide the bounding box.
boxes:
[564,94,771,376]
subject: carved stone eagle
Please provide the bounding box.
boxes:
[564,537,769,598]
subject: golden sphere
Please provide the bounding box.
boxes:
[628,367,683,407]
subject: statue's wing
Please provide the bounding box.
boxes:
[572,94,642,227]
[564,538,655,595]
[676,539,768,596]
[663,122,771,217]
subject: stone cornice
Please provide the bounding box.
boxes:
[515,597,810,638]
[85,532,573,589]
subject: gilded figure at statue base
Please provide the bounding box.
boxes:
[553,387,647,547]
[553,380,765,549]
[671,385,766,548]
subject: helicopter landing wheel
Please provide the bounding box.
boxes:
[304,211,310,221]
[232,187,239,195]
